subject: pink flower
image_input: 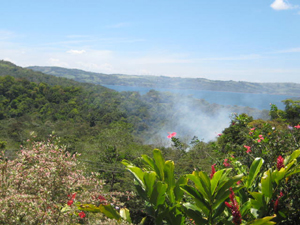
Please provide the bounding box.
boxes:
[250,128,255,131]
[294,125,300,129]
[257,139,261,143]
[210,164,216,179]
[223,159,230,167]
[225,188,242,225]
[277,156,284,171]
[167,132,177,139]
[78,211,86,218]
[237,180,241,185]
[244,145,251,153]
[259,135,264,140]
[217,133,222,136]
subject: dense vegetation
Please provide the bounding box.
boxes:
[1,60,300,224]
[29,65,300,96]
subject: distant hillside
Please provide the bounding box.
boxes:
[28,65,300,96]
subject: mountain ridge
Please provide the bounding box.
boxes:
[27,65,300,96]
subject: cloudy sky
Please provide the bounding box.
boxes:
[1,0,300,83]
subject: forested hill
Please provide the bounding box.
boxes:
[0,60,269,152]
[28,65,300,96]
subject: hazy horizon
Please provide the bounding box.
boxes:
[1,0,300,83]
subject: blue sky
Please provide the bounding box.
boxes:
[1,0,300,83]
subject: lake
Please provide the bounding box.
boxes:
[104,85,295,110]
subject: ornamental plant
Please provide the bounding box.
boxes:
[0,137,129,224]
[123,148,300,224]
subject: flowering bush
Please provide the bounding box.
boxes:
[0,137,113,224]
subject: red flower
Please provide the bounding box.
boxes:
[78,211,86,218]
[210,164,216,179]
[225,188,242,225]
[223,159,230,167]
[98,195,107,203]
[244,145,251,153]
[274,192,284,213]
[71,193,77,199]
[67,199,74,206]
[294,125,300,129]
[277,155,284,171]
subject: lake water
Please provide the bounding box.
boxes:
[104,85,296,110]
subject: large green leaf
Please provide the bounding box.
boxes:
[99,204,122,221]
[214,174,244,205]
[182,203,208,225]
[284,149,300,165]
[261,170,272,198]
[180,184,210,216]
[272,168,286,185]
[164,160,176,202]
[212,186,243,210]
[122,160,145,188]
[149,181,167,206]
[174,175,188,201]
[144,171,157,197]
[246,158,264,189]
[286,167,300,177]
[249,192,265,210]
[210,169,224,195]
[153,149,165,180]
[120,208,132,223]
[247,215,276,225]
[141,154,155,170]
[198,171,212,200]
[187,172,210,200]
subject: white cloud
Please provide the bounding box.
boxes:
[106,22,130,28]
[270,0,297,10]
[66,49,86,54]
[276,47,300,53]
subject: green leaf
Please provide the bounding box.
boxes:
[164,160,176,202]
[286,167,300,177]
[214,174,244,206]
[98,204,122,221]
[182,203,208,225]
[213,186,243,210]
[249,192,265,210]
[77,203,122,221]
[149,181,167,206]
[122,160,145,188]
[144,171,157,197]
[284,149,300,165]
[210,169,224,195]
[120,208,132,223]
[180,185,210,216]
[187,171,211,200]
[198,171,212,200]
[247,215,276,225]
[246,158,264,189]
[153,149,165,180]
[261,170,272,198]
[240,200,251,217]
[141,154,155,170]
[272,168,286,185]
[174,175,188,201]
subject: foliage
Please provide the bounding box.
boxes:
[123,148,300,224]
[0,137,130,224]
